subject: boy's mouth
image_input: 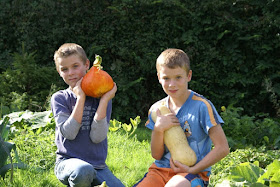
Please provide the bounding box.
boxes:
[169,89,178,93]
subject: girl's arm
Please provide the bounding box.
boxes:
[170,124,229,174]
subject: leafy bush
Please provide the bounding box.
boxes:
[221,105,280,150]
[211,147,280,186]
[0,44,62,115]
[0,0,279,121]
[216,160,280,187]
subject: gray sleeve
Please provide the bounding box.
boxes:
[90,117,109,143]
[55,113,81,140]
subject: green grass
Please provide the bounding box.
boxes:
[0,127,153,187]
[1,126,279,187]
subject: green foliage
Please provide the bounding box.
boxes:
[211,147,280,186]
[0,116,28,181]
[110,116,140,137]
[221,105,280,150]
[0,0,279,121]
[0,44,61,114]
[216,160,280,187]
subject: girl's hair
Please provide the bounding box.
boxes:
[54,43,87,70]
[156,48,190,73]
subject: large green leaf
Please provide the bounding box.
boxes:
[228,162,265,183]
[4,110,53,130]
[0,141,15,168]
[258,160,280,185]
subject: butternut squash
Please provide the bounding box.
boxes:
[151,105,197,166]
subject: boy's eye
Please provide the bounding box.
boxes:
[163,77,169,80]
[61,68,67,72]
[176,76,181,79]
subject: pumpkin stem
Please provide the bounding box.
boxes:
[93,55,103,70]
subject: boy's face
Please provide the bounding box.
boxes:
[57,54,89,89]
[157,65,192,101]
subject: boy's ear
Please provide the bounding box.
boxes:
[85,59,90,70]
[157,72,162,83]
[187,70,192,82]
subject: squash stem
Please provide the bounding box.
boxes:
[93,55,103,70]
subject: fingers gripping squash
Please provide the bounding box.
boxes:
[151,105,197,166]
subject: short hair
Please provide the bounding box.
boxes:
[54,43,87,70]
[156,48,190,73]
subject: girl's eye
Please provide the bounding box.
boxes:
[163,77,169,80]
[176,76,181,79]
[61,68,67,72]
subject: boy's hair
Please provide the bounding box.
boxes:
[54,43,87,70]
[156,48,190,73]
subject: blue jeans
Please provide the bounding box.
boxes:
[55,158,124,187]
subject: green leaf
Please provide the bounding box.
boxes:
[229,162,264,183]
[122,123,132,132]
[109,119,122,132]
[258,160,280,184]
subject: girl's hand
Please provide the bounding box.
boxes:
[154,110,180,133]
[170,158,191,174]
[72,78,86,100]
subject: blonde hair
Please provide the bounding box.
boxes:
[54,43,87,70]
[156,48,190,73]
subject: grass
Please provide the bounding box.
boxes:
[0,127,153,187]
[1,125,279,187]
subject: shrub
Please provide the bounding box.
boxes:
[0,0,279,121]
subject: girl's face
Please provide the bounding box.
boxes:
[158,65,192,102]
[57,54,89,89]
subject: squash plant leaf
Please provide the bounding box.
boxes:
[228,162,265,183]
[109,119,122,132]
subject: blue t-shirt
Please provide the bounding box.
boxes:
[51,88,112,169]
[146,90,224,172]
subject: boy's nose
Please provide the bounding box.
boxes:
[169,79,176,87]
[68,68,74,75]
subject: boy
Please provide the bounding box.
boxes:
[51,43,124,187]
[135,48,229,187]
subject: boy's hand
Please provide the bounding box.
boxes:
[154,109,180,133]
[100,82,117,102]
[72,78,86,100]
[170,158,191,173]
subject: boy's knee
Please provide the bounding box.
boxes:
[69,164,97,187]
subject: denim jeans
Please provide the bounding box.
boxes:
[55,158,124,187]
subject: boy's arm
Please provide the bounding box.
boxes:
[151,110,180,160]
[170,124,229,174]
[59,78,86,140]
[90,83,117,143]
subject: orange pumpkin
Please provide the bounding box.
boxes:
[81,55,114,98]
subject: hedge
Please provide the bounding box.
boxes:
[0,0,279,121]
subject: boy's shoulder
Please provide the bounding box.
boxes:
[51,88,74,101]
